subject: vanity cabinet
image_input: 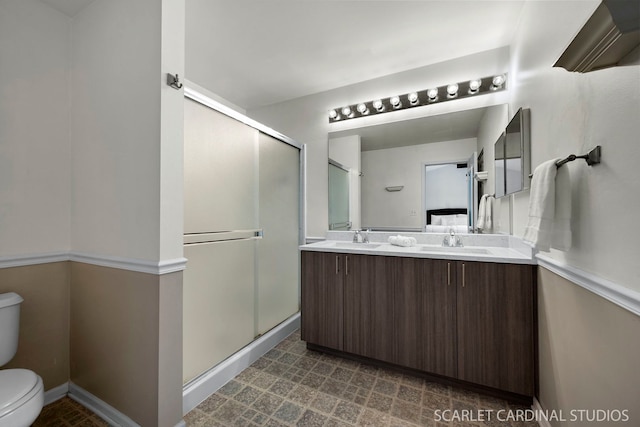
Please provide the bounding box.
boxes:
[301,250,536,399]
[456,261,535,396]
[394,258,457,377]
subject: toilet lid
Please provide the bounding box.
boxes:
[0,369,39,411]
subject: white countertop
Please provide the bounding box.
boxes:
[300,232,535,265]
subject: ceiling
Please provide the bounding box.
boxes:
[41,0,527,110]
[329,107,489,151]
[186,0,527,110]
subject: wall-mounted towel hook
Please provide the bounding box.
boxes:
[167,73,183,90]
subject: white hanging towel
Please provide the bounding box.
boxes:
[485,195,494,230]
[551,165,572,250]
[523,158,568,251]
[476,194,487,230]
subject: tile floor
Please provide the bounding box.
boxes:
[32,330,538,426]
[185,331,538,427]
[32,396,108,426]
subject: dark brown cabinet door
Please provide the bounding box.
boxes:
[394,258,457,377]
[456,261,535,396]
[343,255,395,363]
[301,251,344,350]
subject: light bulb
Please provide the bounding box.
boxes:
[408,92,419,104]
[427,88,439,101]
[468,79,481,92]
[341,106,352,116]
[390,96,401,108]
[357,103,369,115]
[447,83,459,97]
[372,99,384,111]
[492,74,505,88]
[329,109,338,120]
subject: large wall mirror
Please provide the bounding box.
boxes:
[328,104,508,233]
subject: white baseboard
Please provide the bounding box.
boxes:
[69,382,140,427]
[44,382,69,405]
[533,397,552,427]
[182,312,301,415]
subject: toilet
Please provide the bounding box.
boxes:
[0,293,44,426]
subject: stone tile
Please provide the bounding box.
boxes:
[312,361,336,376]
[234,385,263,406]
[391,399,421,424]
[319,377,347,398]
[330,366,355,383]
[215,400,247,423]
[278,352,300,365]
[366,392,393,413]
[183,408,208,425]
[294,356,318,370]
[269,378,297,397]
[252,358,273,370]
[397,384,422,404]
[264,361,290,376]
[422,391,451,411]
[252,372,278,389]
[424,381,450,396]
[310,393,339,414]
[374,378,398,396]
[264,418,289,427]
[350,372,377,390]
[288,384,318,405]
[218,380,243,396]
[236,367,261,383]
[198,394,228,413]
[264,348,284,359]
[252,393,284,416]
[359,408,391,427]
[301,372,326,389]
[357,364,379,376]
[333,401,362,424]
[272,401,303,424]
[296,409,328,427]
[326,419,353,427]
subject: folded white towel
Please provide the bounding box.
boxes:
[523,159,560,251]
[388,235,417,247]
[551,165,572,250]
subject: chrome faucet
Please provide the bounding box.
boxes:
[362,228,370,243]
[352,230,362,243]
[443,228,463,247]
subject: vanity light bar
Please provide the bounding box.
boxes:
[328,74,507,123]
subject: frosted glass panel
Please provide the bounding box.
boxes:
[184,98,258,233]
[329,163,350,230]
[257,133,300,334]
[183,239,256,383]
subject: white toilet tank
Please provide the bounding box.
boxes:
[0,292,24,367]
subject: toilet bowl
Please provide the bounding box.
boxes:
[0,293,45,426]
[0,369,44,427]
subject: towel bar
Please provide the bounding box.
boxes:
[529,145,601,178]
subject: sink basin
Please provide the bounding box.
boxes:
[330,242,382,249]
[420,246,489,254]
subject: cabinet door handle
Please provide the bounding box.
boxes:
[462,263,465,287]
[447,262,451,286]
[345,255,349,276]
[336,255,339,275]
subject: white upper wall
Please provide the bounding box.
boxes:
[508,0,640,292]
[0,0,71,256]
[71,0,184,262]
